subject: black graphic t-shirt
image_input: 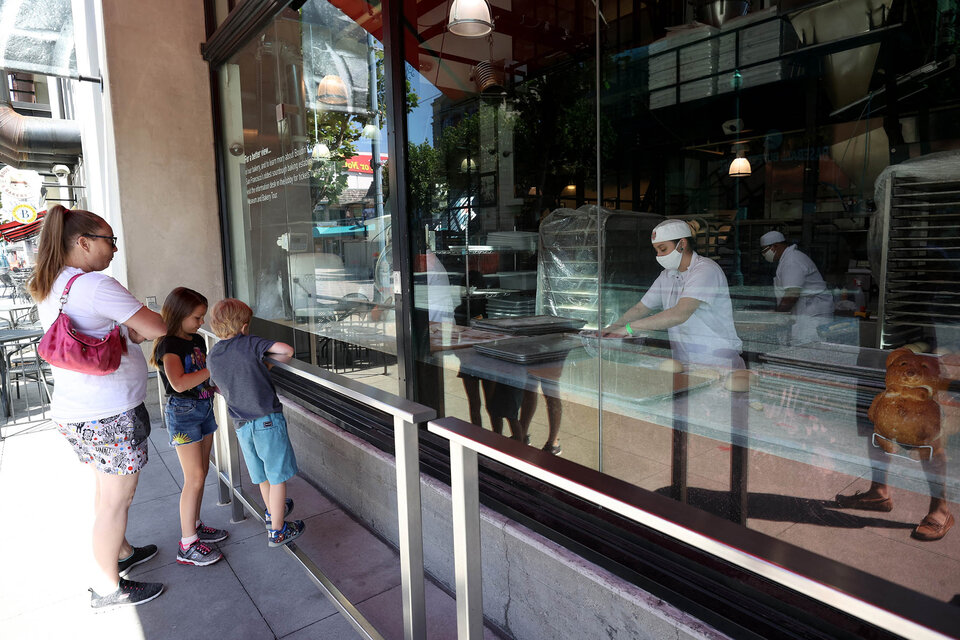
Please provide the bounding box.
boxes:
[156,334,214,399]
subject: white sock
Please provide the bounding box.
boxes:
[195,519,203,529]
[181,534,199,549]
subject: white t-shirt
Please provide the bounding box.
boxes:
[37,266,148,422]
[641,253,743,366]
[775,245,834,317]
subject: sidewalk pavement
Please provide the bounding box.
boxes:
[0,386,500,639]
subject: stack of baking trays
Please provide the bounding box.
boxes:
[471,315,586,364]
[755,344,889,418]
[473,333,586,365]
[485,295,536,318]
[472,315,584,336]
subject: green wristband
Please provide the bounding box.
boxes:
[625,323,634,336]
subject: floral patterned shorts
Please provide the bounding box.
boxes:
[56,403,151,475]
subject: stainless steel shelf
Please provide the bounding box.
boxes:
[878,175,960,348]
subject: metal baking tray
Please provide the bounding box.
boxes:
[472,315,584,335]
[473,333,585,364]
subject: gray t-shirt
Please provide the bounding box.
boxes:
[207,334,282,422]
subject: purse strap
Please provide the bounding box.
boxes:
[58,273,85,313]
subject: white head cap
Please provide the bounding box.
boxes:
[651,219,692,244]
[760,231,785,246]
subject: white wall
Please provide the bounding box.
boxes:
[99,0,224,305]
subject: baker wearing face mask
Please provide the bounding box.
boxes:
[759,230,834,345]
[604,219,743,368]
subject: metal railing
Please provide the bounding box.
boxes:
[200,328,436,640]
[427,416,954,640]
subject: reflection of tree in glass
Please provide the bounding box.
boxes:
[307,109,359,212]
[308,49,418,216]
[513,62,613,210]
[407,141,445,221]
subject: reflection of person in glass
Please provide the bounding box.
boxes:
[759,231,833,345]
[836,348,957,541]
[604,220,743,369]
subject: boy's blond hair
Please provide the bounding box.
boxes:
[210,298,253,338]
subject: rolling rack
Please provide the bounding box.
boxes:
[876,175,960,349]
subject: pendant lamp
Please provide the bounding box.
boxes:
[447,0,493,37]
[317,74,348,106]
[312,143,331,160]
[729,155,751,177]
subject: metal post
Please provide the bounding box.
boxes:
[211,387,245,523]
[394,416,426,640]
[450,441,482,640]
[203,332,233,509]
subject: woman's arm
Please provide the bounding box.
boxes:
[161,353,211,393]
[124,307,166,340]
[602,301,654,337]
[629,297,701,331]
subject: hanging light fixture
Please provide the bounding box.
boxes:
[460,157,477,173]
[729,155,751,177]
[317,74,348,106]
[447,0,493,38]
[362,123,379,140]
[312,142,331,160]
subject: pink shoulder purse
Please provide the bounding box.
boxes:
[38,273,127,375]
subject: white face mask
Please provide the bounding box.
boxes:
[762,248,776,263]
[656,241,684,270]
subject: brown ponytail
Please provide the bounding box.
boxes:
[27,204,108,301]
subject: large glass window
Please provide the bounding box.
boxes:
[403,0,604,467]
[214,0,960,632]
[399,0,960,626]
[217,2,397,392]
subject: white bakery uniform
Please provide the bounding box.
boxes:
[641,252,744,368]
[774,244,834,345]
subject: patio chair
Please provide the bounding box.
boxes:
[0,272,15,298]
[5,335,52,420]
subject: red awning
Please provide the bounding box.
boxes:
[0,210,45,242]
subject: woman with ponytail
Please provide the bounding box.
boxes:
[30,204,168,609]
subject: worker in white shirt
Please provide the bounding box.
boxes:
[759,231,834,345]
[604,219,744,369]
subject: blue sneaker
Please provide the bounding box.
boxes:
[264,498,294,531]
[268,520,305,548]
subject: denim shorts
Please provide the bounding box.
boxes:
[57,403,151,475]
[165,396,218,447]
[235,411,298,485]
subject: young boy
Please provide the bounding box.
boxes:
[207,299,305,547]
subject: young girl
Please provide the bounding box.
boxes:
[150,287,227,567]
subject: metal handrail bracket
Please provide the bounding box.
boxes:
[427,416,954,640]
[199,328,435,640]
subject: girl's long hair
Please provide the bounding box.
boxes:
[27,204,107,301]
[149,287,208,368]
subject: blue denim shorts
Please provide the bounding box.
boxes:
[235,411,298,485]
[165,396,218,447]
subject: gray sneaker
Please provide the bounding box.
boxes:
[176,540,223,566]
[90,578,164,609]
[197,521,229,543]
